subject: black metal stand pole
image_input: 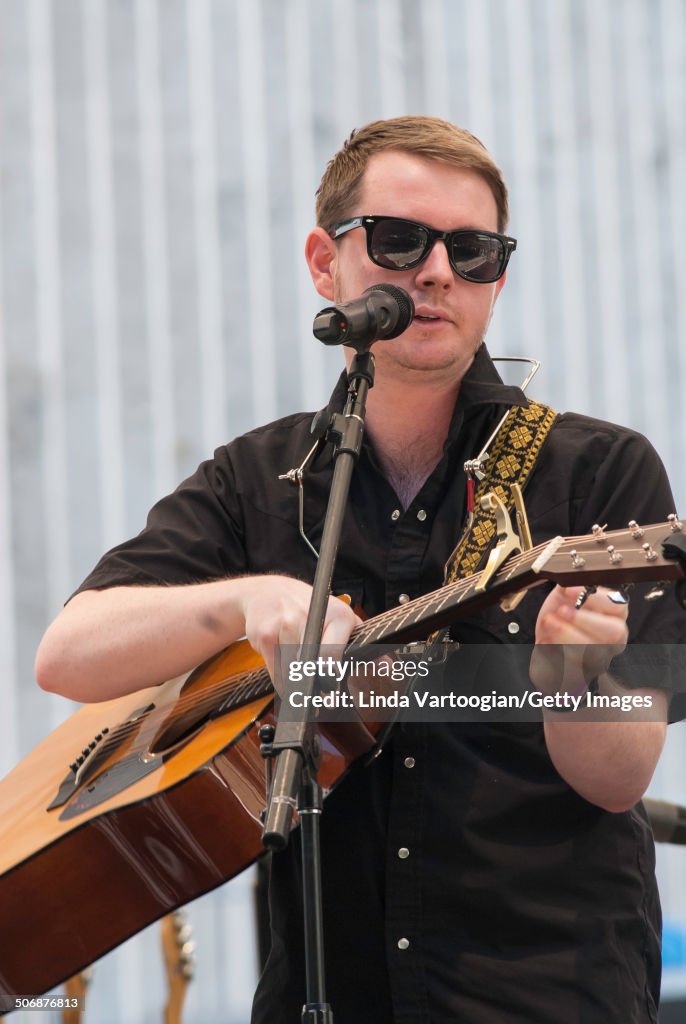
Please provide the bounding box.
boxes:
[261,350,375,1024]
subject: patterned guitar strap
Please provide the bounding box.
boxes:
[443,398,558,590]
[367,400,557,763]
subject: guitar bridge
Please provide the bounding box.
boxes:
[47,703,154,811]
[57,753,163,820]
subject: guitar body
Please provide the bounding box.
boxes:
[0,640,374,997]
[1,519,683,997]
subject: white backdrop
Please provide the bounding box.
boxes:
[1,1,685,1020]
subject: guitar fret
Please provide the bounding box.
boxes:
[357,618,391,646]
[403,595,439,627]
[431,590,454,613]
[388,606,420,632]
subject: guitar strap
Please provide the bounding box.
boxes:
[444,399,558,585]
[366,399,557,764]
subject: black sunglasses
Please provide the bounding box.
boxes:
[329,215,516,283]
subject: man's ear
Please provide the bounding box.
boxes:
[305,227,336,301]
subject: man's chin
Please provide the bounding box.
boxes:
[375,336,480,377]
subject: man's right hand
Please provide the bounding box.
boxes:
[236,575,362,684]
[35,574,361,703]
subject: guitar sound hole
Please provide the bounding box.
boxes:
[149,707,214,755]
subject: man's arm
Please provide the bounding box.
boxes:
[531,585,668,813]
[35,576,360,703]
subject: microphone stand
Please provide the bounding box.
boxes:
[261,346,376,1024]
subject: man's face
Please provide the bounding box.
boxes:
[307,150,507,387]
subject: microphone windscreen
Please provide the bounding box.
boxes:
[364,284,415,339]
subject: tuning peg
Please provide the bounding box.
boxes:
[570,549,586,569]
[180,957,195,981]
[642,542,658,562]
[606,545,623,564]
[628,520,644,539]
[592,523,607,543]
[668,514,683,532]
[175,923,193,944]
[575,585,596,609]
[645,583,667,602]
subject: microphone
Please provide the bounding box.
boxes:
[313,284,414,347]
[643,797,686,844]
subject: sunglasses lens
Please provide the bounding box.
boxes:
[450,232,506,282]
[361,219,510,281]
[369,219,430,270]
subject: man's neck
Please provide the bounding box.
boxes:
[363,375,461,509]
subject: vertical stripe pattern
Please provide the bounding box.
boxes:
[0,1,684,1020]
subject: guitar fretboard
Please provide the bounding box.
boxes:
[347,537,553,651]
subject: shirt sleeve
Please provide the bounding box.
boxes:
[72,445,248,596]
[569,425,686,712]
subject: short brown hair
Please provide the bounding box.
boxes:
[316,116,509,233]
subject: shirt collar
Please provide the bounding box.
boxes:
[324,345,528,424]
[457,345,529,411]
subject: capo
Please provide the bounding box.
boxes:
[475,491,522,594]
[475,487,537,611]
[511,483,533,552]
[498,485,535,611]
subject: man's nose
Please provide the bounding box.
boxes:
[415,239,454,288]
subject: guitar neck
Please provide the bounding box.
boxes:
[345,520,686,653]
[200,522,684,716]
[346,541,552,653]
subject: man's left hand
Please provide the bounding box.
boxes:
[530,585,628,696]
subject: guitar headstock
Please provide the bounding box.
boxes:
[534,517,686,589]
[162,909,195,1024]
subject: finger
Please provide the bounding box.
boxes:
[575,592,629,622]
[557,586,628,619]
[556,585,590,607]
[539,609,627,647]
[321,607,359,647]
[542,588,627,631]
[538,585,577,618]
[568,607,627,642]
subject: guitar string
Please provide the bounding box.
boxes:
[349,525,669,647]
[75,529,663,761]
[88,549,519,756]
[66,527,667,771]
[68,665,274,772]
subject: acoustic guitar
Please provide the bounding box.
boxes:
[0,521,683,999]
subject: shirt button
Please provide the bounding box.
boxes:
[391,509,401,522]
[397,937,410,950]
[398,593,410,604]
[416,509,427,521]
[398,847,410,859]
[404,756,416,768]
[508,621,520,635]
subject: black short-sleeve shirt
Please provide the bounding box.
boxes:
[75,348,686,1024]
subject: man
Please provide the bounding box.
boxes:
[36,117,684,1022]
